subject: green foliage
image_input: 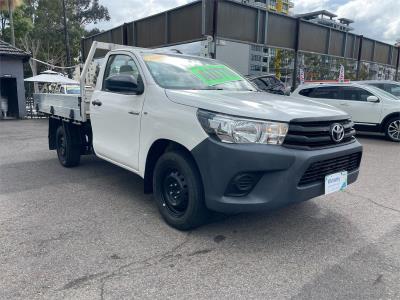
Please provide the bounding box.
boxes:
[358,62,369,80]
[0,0,109,74]
[302,53,358,81]
[0,4,32,41]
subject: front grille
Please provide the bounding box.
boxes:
[299,152,362,186]
[283,118,356,150]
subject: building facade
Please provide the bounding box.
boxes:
[296,10,354,32]
[0,40,30,119]
[237,0,294,15]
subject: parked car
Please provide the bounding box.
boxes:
[356,80,400,98]
[293,83,400,142]
[59,84,81,95]
[35,42,363,230]
[247,74,290,95]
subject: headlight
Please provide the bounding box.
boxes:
[197,110,288,145]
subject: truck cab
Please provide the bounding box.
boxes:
[37,43,363,230]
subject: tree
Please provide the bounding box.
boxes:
[1,0,110,77]
[20,34,40,91]
[0,0,20,45]
[359,62,369,80]
[85,27,101,37]
[0,3,32,42]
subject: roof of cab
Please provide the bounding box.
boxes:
[110,46,206,60]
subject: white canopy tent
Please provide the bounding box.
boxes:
[25,71,78,84]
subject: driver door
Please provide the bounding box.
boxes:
[90,53,145,171]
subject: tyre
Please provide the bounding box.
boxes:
[384,117,400,142]
[153,150,208,230]
[56,126,81,167]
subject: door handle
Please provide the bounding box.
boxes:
[339,103,349,106]
[92,100,102,106]
[128,111,140,115]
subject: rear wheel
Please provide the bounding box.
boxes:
[385,117,400,142]
[153,150,208,230]
[56,126,81,167]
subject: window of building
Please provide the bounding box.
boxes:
[251,54,262,61]
[251,45,263,52]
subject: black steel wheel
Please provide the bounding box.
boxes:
[56,126,81,167]
[162,169,189,217]
[153,149,208,230]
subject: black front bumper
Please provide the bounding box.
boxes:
[191,138,363,214]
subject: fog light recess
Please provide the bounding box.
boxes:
[225,172,262,197]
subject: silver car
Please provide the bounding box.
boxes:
[356,80,400,98]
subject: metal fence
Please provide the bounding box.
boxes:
[25,96,47,119]
[82,0,400,89]
[82,1,205,59]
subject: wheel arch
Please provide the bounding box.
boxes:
[381,112,400,132]
[143,139,198,194]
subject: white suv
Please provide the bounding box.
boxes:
[293,83,400,142]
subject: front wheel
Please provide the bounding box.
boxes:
[56,126,81,167]
[153,150,208,230]
[385,117,400,142]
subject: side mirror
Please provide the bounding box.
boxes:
[104,74,144,95]
[367,95,380,103]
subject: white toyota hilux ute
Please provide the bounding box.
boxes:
[36,42,363,230]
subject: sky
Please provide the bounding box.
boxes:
[89,0,400,45]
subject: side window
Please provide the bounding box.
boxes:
[307,87,340,99]
[371,83,385,90]
[102,54,140,91]
[341,87,372,101]
[262,77,274,87]
[268,77,281,86]
[254,78,268,90]
[384,84,400,97]
[299,88,313,97]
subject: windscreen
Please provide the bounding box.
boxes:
[372,83,400,98]
[367,85,399,101]
[141,53,256,91]
[65,85,80,95]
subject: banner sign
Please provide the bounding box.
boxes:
[299,68,305,85]
[338,64,345,83]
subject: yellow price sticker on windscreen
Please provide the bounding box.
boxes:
[143,54,168,62]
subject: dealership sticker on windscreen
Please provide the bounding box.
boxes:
[325,171,348,195]
[189,65,242,86]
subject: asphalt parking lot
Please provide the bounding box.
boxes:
[0,119,399,300]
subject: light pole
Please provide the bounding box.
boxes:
[62,0,72,76]
[395,40,400,82]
